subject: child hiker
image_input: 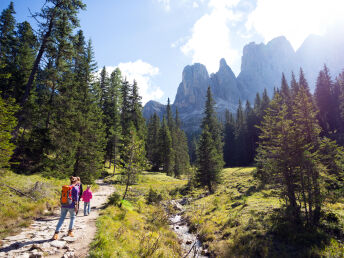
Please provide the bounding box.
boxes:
[53,176,80,240]
[81,185,93,216]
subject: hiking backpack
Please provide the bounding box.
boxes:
[60,185,74,205]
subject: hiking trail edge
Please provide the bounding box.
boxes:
[0,179,114,258]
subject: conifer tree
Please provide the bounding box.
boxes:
[0,1,16,99]
[173,108,190,178]
[315,65,335,135]
[23,0,86,104]
[223,110,235,166]
[130,80,146,140]
[146,113,161,171]
[159,116,174,175]
[196,87,224,192]
[106,68,123,172]
[234,99,247,165]
[0,95,18,170]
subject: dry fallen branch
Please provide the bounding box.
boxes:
[1,183,36,201]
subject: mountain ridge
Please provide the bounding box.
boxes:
[143,33,344,133]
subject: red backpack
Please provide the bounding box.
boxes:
[60,185,74,205]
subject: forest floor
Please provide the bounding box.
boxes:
[0,179,114,258]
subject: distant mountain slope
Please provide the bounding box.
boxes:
[143,33,344,133]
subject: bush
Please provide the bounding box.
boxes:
[108,192,121,206]
[146,188,162,204]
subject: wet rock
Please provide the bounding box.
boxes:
[201,249,210,256]
[63,251,75,258]
[170,200,185,211]
[186,240,193,245]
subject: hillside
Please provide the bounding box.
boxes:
[90,168,344,257]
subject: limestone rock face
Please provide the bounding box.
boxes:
[143,34,344,134]
[142,100,166,120]
[237,36,297,101]
[174,63,209,113]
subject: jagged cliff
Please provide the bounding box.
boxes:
[143,34,344,133]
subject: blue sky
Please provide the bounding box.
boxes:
[1,0,344,104]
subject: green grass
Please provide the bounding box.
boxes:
[90,171,187,257]
[92,168,344,257]
[184,167,344,257]
[0,169,68,240]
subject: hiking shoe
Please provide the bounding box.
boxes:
[52,232,59,240]
[67,230,74,237]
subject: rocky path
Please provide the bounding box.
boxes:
[0,180,114,258]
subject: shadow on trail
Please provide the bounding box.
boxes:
[0,239,51,253]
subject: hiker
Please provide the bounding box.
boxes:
[53,176,80,240]
[81,185,93,216]
[76,177,83,215]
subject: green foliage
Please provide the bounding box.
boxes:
[91,172,185,257]
[0,95,18,169]
[0,170,67,238]
[146,188,162,204]
[197,87,224,192]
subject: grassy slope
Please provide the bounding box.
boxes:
[90,168,344,257]
[185,167,344,257]
[0,170,68,240]
[90,172,187,258]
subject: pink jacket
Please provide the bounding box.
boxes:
[81,189,93,203]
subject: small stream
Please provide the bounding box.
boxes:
[167,200,208,258]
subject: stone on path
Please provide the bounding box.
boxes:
[50,240,66,249]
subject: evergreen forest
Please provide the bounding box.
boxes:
[1,1,344,257]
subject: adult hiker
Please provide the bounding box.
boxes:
[76,177,83,215]
[53,176,80,240]
[81,185,93,216]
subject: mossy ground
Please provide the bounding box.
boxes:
[0,169,68,240]
[90,171,187,257]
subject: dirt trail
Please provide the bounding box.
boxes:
[0,180,114,258]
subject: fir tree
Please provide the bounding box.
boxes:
[196,87,224,192]
[223,110,235,167]
[159,116,174,175]
[0,95,18,170]
[315,65,335,135]
[23,0,86,104]
[173,108,190,178]
[0,1,16,99]
[146,113,161,171]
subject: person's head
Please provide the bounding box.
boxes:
[70,176,78,185]
[87,185,91,190]
[76,177,81,184]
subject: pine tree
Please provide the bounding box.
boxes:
[23,0,86,104]
[245,100,258,164]
[234,99,247,165]
[120,128,147,204]
[223,110,235,166]
[146,113,161,171]
[196,87,224,192]
[0,95,18,170]
[107,68,123,173]
[130,80,146,140]
[159,116,174,175]
[173,108,190,178]
[0,1,16,99]
[315,65,335,135]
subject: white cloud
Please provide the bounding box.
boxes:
[180,0,242,74]
[102,60,163,105]
[157,0,170,11]
[193,2,199,8]
[246,0,344,50]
